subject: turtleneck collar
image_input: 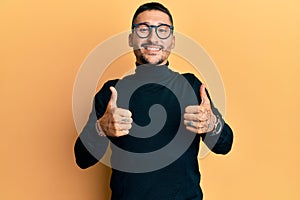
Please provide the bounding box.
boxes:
[131,61,179,82]
[135,61,169,74]
[135,61,169,67]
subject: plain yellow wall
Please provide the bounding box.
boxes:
[1,0,299,199]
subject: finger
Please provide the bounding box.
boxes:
[110,129,129,137]
[184,119,208,128]
[184,120,194,127]
[185,105,201,113]
[113,115,133,124]
[100,117,131,137]
[118,123,132,130]
[113,124,131,136]
[116,130,129,137]
[110,121,131,131]
[184,120,200,129]
[114,108,132,118]
[185,125,198,133]
[185,125,206,134]
[200,84,210,105]
[120,117,133,124]
[184,113,210,122]
[184,113,201,121]
[109,86,118,108]
[185,109,210,120]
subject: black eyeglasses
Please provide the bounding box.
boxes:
[132,23,174,39]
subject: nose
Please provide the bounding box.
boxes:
[146,27,159,43]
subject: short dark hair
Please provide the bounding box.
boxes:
[131,2,173,28]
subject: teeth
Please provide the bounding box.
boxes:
[146,47,160,51]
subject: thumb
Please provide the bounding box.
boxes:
[200,84,210,105]
[109,86,118,108]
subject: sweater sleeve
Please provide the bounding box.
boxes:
[201,107,234,155]
[74,80,118,169]
[183,73,234,155]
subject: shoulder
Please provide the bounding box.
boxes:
[102,79,119,88]
[95,79,119,99]
[94,79,119,117]
[181,73,202,87]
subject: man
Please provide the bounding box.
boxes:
[74,2,233,199]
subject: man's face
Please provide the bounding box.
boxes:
[129,10,175,65]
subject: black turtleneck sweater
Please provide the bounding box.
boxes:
[74,63,233,200]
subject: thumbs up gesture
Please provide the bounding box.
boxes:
[184,84,217,134]
[98,87,133,137]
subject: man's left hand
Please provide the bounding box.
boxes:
[184,84,217,134]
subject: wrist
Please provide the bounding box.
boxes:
[208,114,217,131]
[211,114,223,136]
[95,120,106,137]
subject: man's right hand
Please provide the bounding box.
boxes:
[98,86,133,137]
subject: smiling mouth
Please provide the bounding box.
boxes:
[141,45,163,52]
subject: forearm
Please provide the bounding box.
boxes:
[202,122,233,155]
[74,108,109,169]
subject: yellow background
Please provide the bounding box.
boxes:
[1,0,299,199]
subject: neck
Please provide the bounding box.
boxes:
[136,61,169,67]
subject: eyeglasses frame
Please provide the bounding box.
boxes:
[132,23,174,39]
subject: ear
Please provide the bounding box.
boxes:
[128,33,133,47]
[171,34,175,49]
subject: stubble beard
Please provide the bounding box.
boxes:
[135,48,170,66]
[140,54,164,65]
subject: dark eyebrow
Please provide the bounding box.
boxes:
[138,21,171,26]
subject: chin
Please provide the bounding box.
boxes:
[141,55,165,65]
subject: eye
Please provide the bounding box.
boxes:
[158,28,168,33]
[137,24,149,33]
[139,27,149,33]
[157,25,170,34]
